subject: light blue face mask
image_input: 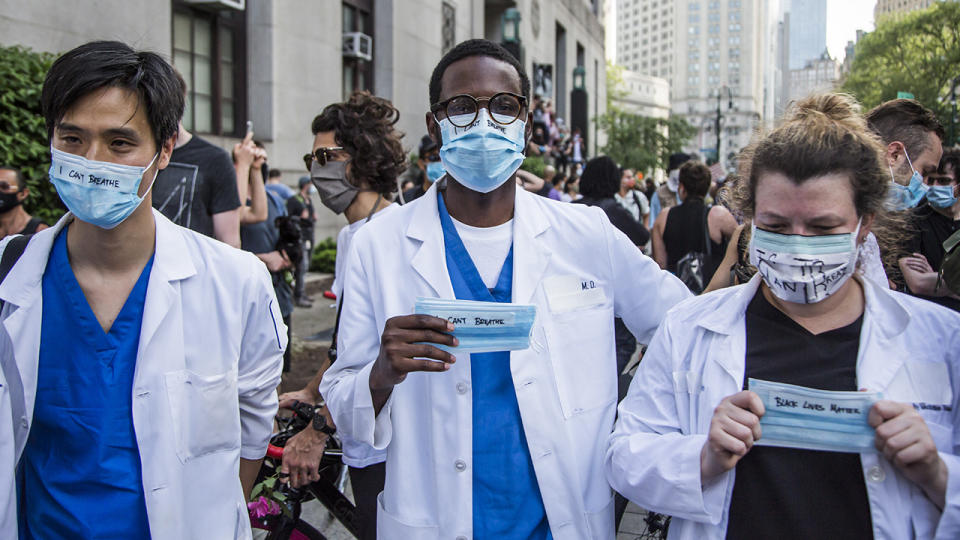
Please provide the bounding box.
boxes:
[926,185,958,209]
[414,297,536,354]
[426,160,446,183]
[49,146,159,229]
[437,108,526,194]
[749,378,882,453]
[886,151,928,211]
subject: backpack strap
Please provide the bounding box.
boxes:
[0,234,32,311]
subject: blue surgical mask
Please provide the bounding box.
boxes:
[749,378,882,453]
[926,185,958,209]
[414,297,536,354]
[49,146,159,229]
[426,160,446,183]
[437,109,526,193]
[886,151,928,211]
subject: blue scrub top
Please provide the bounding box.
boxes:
[437,193,551,540]
[19,228,153,539]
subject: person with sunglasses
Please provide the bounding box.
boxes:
[320,39,690,540]
[0,167,48,239]
[278,90,405,540]
[399,135,443,204]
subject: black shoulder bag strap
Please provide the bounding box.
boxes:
[0,235,32,311]
[703,205,713,259]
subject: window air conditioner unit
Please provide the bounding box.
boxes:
[343,32,373,61]
[182,0,245,11]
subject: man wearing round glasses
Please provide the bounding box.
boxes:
[321,39,690,539]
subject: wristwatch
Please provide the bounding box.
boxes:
[312,409,336,435]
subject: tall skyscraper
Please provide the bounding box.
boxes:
[672,0,769,164]
[874,0,941,19]
[612,0,677,88]
[787,0,826,69]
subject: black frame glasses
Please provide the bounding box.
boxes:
[303,146,345,172]
[430,92,528,128]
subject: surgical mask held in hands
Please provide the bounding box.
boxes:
[414,297,536,354]
[749,220,861,304]
[438,109,525,194]
[749,378,882,453]
[49,146,159,229]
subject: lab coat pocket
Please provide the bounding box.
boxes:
[376,492,439,540]
[165,369,241,463]
[545,306,616,418]
[927,421,953,452]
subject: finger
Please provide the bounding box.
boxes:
[392,354,454,373]
[391,314,456,333]
[243,130,254,144]
[394,328,458,348]
[890,439,938,469]
[278,398,299,410]
[874,412,918,441]
[728,390,765,417]
[400,343,457,363]
[710,427,749,457]
[718,417,756,447]
[869,400,907,427]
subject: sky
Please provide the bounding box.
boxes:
[825,0,876,61]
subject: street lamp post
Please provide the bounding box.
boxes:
[715,86,734,164]
[500,8,522,63]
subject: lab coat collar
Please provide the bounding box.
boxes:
[696,272,909,338]
[405,181,552,303]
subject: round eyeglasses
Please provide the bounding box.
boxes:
[430,92,527,128]
[303,146,345,172]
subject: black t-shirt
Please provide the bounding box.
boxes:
[905,203,960,311]
[401,184,427,205]
[152,135,241,238]
[574,196,650,247]
[726,291,872,540]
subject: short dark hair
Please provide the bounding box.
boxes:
[939,148,960,181]
[865,99,945,158]
[678,161,712,199]
[41,41,184,151]
[268,169,282,179]
[578,156,621,199]
[311,91,406,195]
[428,39,530,105]
[0,167,26,190]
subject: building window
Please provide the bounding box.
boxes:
[689,1,700,9]
[172,3,246,136]
[442,2,456,53]
[343,0,374,98]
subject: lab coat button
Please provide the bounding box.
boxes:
[454,459,467,472]
[867,465,885,482]
[456,382,468,394]
[20,416,27,428]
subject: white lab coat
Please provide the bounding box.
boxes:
[320,183,691,540]
[0,210,286,539]
[606,274,960,539]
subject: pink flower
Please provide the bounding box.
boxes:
[247,496,282,518]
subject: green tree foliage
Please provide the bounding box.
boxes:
[842,2,960,144]
[310,237,337,273]
[596,61,697,173]
[0,45,64,223]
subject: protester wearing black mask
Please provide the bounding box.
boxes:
[0,167,48,239]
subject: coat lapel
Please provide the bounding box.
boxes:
[407,183,455,300]
[511,189,551,305]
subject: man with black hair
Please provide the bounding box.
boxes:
[0,41,284,537]
[321,39,690,540]
[0,167,48,239]
[400,134,442,204]
[287,176,317,307]
[150,72,242,247]
[266,168,295,200]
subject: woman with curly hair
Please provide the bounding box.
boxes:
[277,90,406,540]
[606,93,960,538]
